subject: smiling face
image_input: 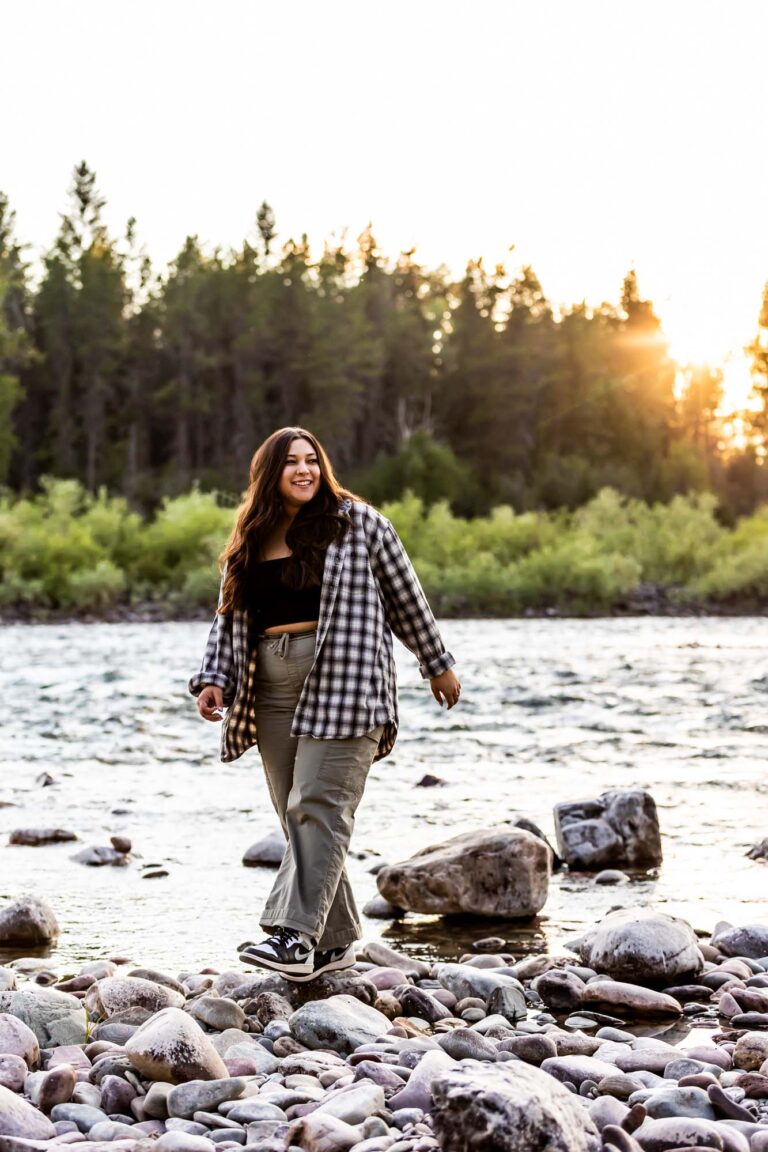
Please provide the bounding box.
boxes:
[278,436,322,513]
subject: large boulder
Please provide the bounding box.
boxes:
[574,908,704,984]
[0,1083,56,1139]
[124,1007,229,1083]
[0,897,59,945]
[376,826,549,917]
[0,988,86,1047]
[554,789,662,870]
[431,1058,600,1151]
[289,995,390,1054]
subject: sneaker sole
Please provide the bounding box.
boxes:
[288,954,357,984]
[238,949,314,977]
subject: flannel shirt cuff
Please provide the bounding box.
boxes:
[188,671,232,697]
[419,650,456,680]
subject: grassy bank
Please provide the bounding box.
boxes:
[0,480,767,618]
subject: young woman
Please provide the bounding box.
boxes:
[189,427,460,981]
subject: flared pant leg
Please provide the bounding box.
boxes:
[251,631,381,949]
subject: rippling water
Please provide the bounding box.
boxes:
[1,618,766,974]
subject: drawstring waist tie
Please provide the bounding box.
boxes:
[258,629,317,660]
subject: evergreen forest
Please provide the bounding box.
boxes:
[2,163,768,616]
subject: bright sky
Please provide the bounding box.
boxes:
[4,0,768,409]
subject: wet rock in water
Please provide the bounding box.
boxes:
[71,845,129,866]
[110,835,132,854]
[85,976,186,1018]
[435,962,526,1004]
[0,1013,40,1065]
[533,969,587,1014]
[431,1058,601,1152]
[594,869,631,885]
[711,920,768,959]
[0,1082,57,1138]
[0,897,59,945]
[125,1006,229,1083]
[580,980,683,1017]
[376,826,550,917]
[415,773,445,786]
[362,895,404,919]
[35,772,56,787]
[360,940,430,979]
[574,908,704,984]
[554,789,662,870]
[8,828,78,846]
[747,837,768,860]
[0,988,87,1047]
[289,995,389,1054]
[0,1053,27,1091]
[241,830,285,867]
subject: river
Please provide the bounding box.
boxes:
[1,617,766,974]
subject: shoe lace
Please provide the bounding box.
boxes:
[272,926,306,947]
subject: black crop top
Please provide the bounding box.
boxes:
[248,557,321,636]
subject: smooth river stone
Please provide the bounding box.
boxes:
[0,1054,26,1091]
[0,988,87,1047]
[167,1077,246,1119]
[712,921,768,959]
[8,828,77,845]
[431,1058,600,1152]
[540,1055,620,1088]
[49,1101,109,1131]
[0,1082,56,1138]
[286,1112,362,1152]
[575,908,703,984]
[188,996,245,1032]
[289,995,390,1054]
[360,941,430,979]
[580,980,683,1017]
[435,963,526,1003]
[0,971,15,994]
[641,1085,716,1120]
[498,1034,558,1065]
[376,826,550,917]
[125,1007,229,1083]
[85,975,185,1018]
[733,1032,768,1071]
[632,1115,729,1150]
[0,897,59,945]
[241,829,285,867]
[312,1080,385,1124]
[0,1014,39,1066]
[388,1049,457,1112]
[25,1064,77,1111]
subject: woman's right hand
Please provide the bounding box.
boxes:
[197,685,224,721]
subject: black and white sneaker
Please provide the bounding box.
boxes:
[290,942,357,983]
[239,927,315,978]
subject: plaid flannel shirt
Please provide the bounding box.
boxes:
[188,499,455,762]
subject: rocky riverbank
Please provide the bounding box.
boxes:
[2,897,768,1152]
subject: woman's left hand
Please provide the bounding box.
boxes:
[430,669,462,709]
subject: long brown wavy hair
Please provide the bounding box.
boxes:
[218,427,357,613]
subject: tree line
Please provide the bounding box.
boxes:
[1,162,767,519]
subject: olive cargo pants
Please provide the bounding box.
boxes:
[250,629,382,949]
